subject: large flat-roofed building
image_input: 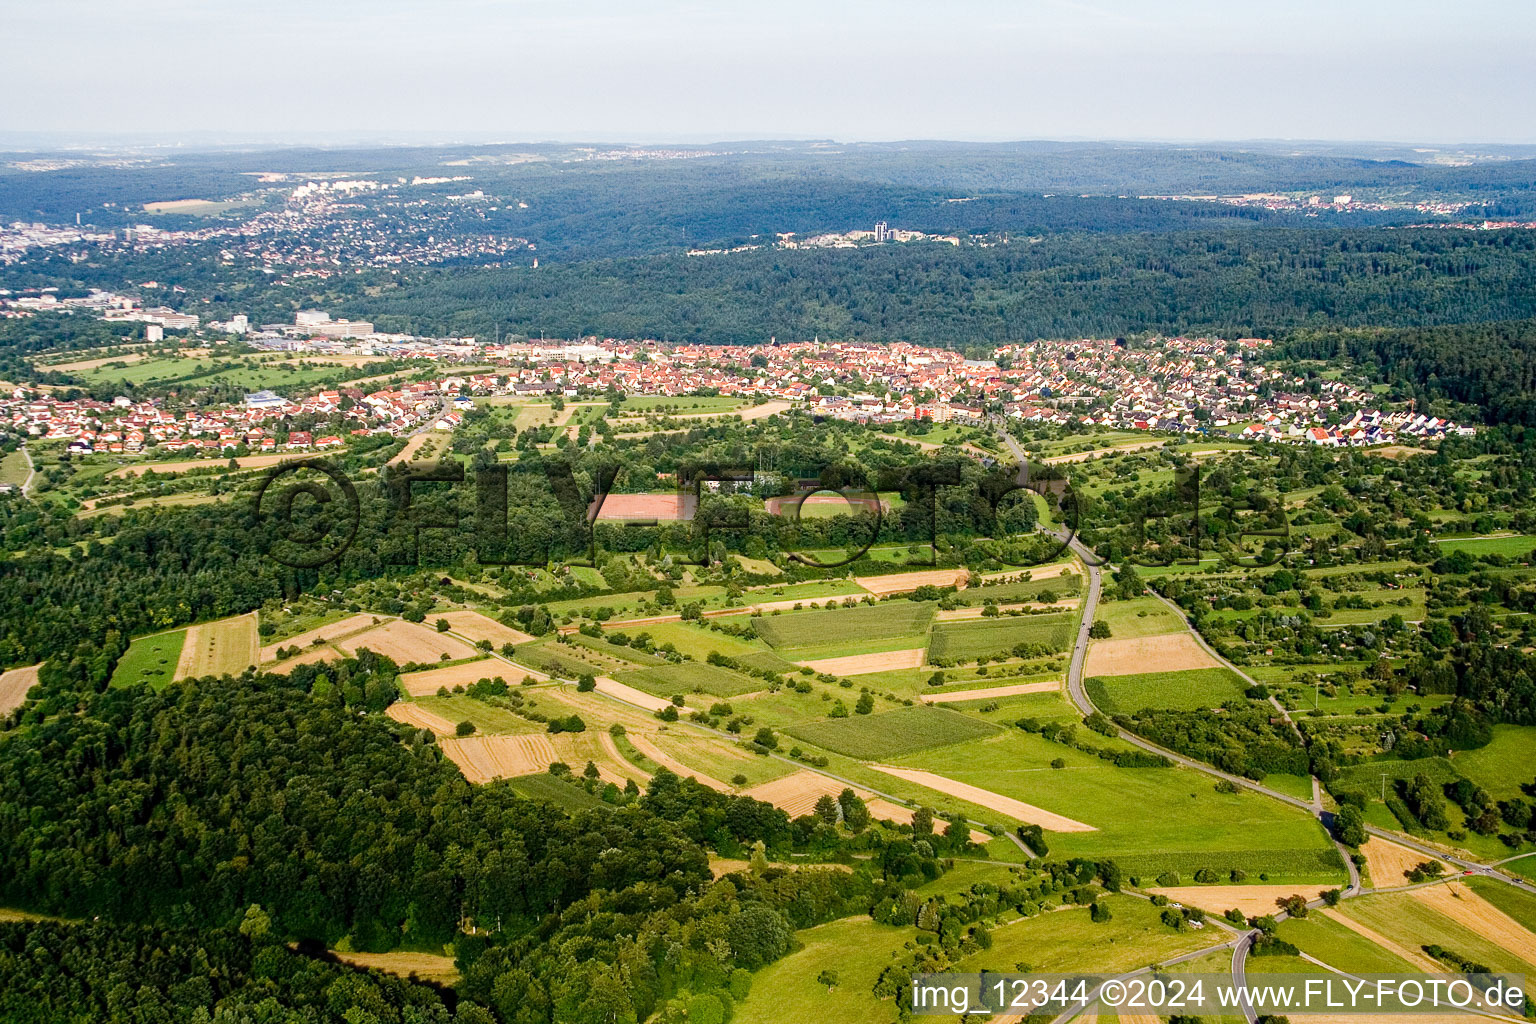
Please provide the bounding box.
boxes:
[308,319,374,339]
[243,389,287,411]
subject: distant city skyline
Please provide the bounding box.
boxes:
[4,0,1536,144]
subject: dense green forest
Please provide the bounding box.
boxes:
[339,229,1536,346]
[0,659,987,1023]
[0,920,465,1024]
[1282,320,1536,426]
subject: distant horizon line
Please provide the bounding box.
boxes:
[5,132,1536,155]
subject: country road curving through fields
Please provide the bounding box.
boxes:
[997,428,1536,1024]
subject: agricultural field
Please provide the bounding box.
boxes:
[336,619,480,665]
[1430,534,1536,558]
[400,659,518,695]
[733,918,919,1024]
[954,893,1215,973]
[0,448,29,488]
[1335,887,1536,977]
[795,648,926,675]
[0,664,41,714]
[1330,726,1536,859]
[959,573,1082,605]
[887,729,1342,879]
[605,619,774,661]
[502,772,614,813]
[786,705,1000,760]
[1274,913,1419,974]
[751,601,936,649]
[927,612,1074,662]
[176,613,259,680]
[1091,596,1185,638]
[613,661,763,698]
[1082,632,1217,676]
[435,609,534,648]
[1085,667,1248,714]
[108,628,188,689]
[772,633,931,662]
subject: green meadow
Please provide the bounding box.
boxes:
[890,729,1343,882]
[928,613,1074,661]
[753,601,936,649]
[1085,667,1248,714]
[785,705,1000,759]
[108,628,187,689]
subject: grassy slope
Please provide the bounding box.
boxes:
[108,628,187,690]
[893,729,1341,881]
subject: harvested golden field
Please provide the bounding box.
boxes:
[440,734,559,783]
[1320,909,1442,972]
[1082,633,1217,676]
[329,949,458,983]
[1148,885,1333,918]
[546,731,639,787]
[742,770,866,818]
[1412,882,1536,965]
[595,676,673,711]
[863,797,991,844]
[921,681,1060,703]
[796,648,926,676]
[1360,836,1445,888]
[856,568,968,597]
[261,613,383,661]
[175,613,258,680]
[400,659,513,696]
[0,663,40,715]
[109,453,307,478]
[540,684,659,733]
[385,701,458,736]
[438,609,534,647]
[866,764,1096,832]
[627,732,730,791]
[735,399,792,420]
[337,620,479,665]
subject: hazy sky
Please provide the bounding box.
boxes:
[5,0,1535,143]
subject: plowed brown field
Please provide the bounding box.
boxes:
[1082,633,1217,676]
[337,620,479,664]
[0,664,39,715]
[856,568,968,596]
[439,610,534,648]
[385,701,458,736]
